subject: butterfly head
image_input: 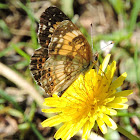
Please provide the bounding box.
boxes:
[92,52,99,64]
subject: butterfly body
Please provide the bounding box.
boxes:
[30,6,98,96]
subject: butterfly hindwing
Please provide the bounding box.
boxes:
[41,56,82,95]
[30,47,48,86]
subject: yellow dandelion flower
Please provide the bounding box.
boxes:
[41,54,133,140]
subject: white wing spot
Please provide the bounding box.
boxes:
[38,38,40,43]
[38,24,42,33]
[39,24,41,29]
[53,37,58,42]
[59,38,63,43]
[57,44,61,48]
[48,22,51,26]
[49,77,52,81]
[59,34,62,37]
[49,27,54,33]
[72,30,79,36]
[38,28,40,34]
[42,25,47,30]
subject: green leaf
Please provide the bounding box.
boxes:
[108,0,124,14]
[61,0,74,18]
[117,125,140,140]
[128,0,140,32]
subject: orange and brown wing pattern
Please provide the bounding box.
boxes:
[41,56,82,96]
[40,20,93,95]
[48,20,93,65]
[30,6,94,96]
[30,6,70,86]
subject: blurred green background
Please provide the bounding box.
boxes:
[0,0,140,139]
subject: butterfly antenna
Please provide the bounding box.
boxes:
[90,23,94,50]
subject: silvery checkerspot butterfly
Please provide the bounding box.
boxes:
[30,6,98,96]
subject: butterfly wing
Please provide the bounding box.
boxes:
[30,6,94,96]
[30,6,70,86]
[48,20,93,63]
[41,56,82,96]
[41,20,93,95]
[38,6,70,48]
[30,47,48,86]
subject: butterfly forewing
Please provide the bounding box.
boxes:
[30,6,70,87]
[49,20,92,63]
[38,6,70,48]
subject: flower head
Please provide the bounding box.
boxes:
[41,54,133,140]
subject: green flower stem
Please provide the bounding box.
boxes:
[117,125,140,140]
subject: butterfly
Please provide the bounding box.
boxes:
[30,6,98,96]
